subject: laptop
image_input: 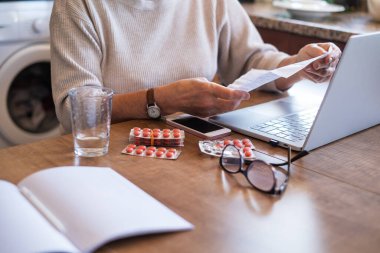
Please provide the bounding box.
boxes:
[210,32,380,151]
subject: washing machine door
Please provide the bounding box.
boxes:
[0,43,60,145]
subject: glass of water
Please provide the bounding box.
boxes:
[69,85,113,157]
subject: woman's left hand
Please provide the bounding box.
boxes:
[296,42,342,83]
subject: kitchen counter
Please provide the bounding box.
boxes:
[243,1,380,43]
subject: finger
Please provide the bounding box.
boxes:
[203,98,242,117]
[303,71,324,83]
[217,98,242,111]
[210,83,250,100]
[304,43,327,58]
[321,43,341,65]
[308,43,333,68]
[305,66,334,78]
[313,49,340,70]
[330,49,341,66]
[312,62,335,73]
[312,59,327,70]
[303,70,331,83]
[316,42,333,52]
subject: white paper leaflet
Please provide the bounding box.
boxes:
[228,48,331,92]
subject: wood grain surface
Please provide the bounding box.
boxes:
[0,84,379,253]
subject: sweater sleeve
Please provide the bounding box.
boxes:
[216,0,289,89]
[50,0,103,133]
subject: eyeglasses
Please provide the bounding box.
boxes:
[219,145,291,194]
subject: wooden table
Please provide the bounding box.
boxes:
[1,83,379,253]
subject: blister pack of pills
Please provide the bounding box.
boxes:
[121,144,181,160]
[129,127,185,147]
[199,138,256,159]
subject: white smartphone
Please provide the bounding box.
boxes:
[165,114,231,140]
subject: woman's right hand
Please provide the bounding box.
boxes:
[155,78,250,117]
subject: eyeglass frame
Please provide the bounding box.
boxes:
[219,144,292,195]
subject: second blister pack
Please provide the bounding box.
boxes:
[199,138,256,159]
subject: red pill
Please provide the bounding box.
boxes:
[215,143,224,149]
[127,144,136,149]
[244,142,252,148]
[136,145,146,151]
[173,132,181,138]
[166,152,174,158]
[133,127,141,131]
[244,151,252,157]
[173,129,181,133]
[233,139,241,145]
[126,147,134,153]
[242,138,250,144]
[163,132,170,138]
[143,128,151,132]
[235,142,243,148]
[224,139,232,145]
[157,147,167,152]
[153,128,161,133]
[243,147,251,153]
[146,150,154,156]
[163,129,171,133]
[153,132,160,138]
[133,130,141,136]
[136,149,144,155]
[168,148,176,153]
[156,151,164,157]
[143,131,151,137]
[147,146,156,152]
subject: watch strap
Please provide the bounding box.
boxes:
[146,88,161,119]
[147,88,155,106]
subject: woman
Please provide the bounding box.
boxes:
[50,0,341,133]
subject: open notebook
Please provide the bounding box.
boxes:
[0,166,193,253]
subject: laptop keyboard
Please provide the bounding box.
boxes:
[250,109,318,142]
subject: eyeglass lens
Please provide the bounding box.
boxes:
[221,145,276,192]
[221,145,241,173]
[247,160,275,192]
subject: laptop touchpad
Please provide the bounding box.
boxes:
[248,99,305,121]
[268,100,305,116]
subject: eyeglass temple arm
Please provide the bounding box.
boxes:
[274,148,292,194]
[275,148,310,194]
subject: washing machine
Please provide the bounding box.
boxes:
[0,0,59,148]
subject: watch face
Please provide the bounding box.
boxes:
[148,106,161,119]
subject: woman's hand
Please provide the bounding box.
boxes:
[275,42,342,91]
[155,78,250,117]
[297,42,342,83]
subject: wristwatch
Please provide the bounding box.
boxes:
[146,88,161,119]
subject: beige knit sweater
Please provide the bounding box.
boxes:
[50,0,288,132]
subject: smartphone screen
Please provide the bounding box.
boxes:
[172,117,224,133]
